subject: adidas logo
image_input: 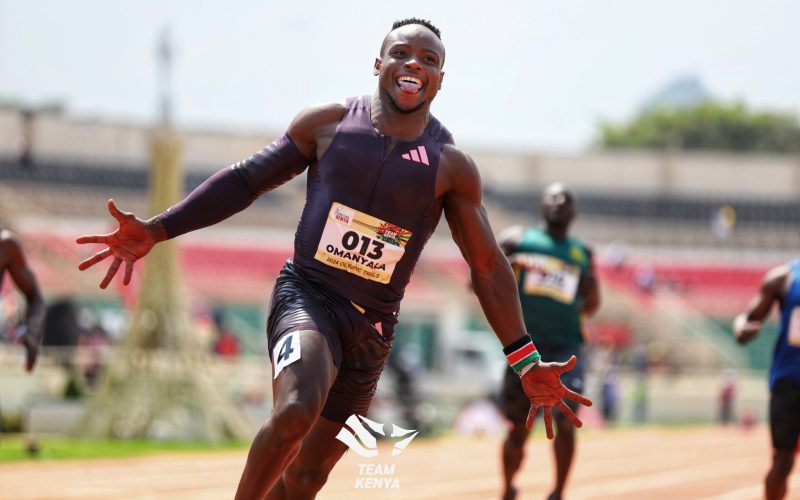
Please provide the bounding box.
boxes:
[335,414,419,458]
[401,145,429,165]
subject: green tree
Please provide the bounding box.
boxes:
[599,102,800,152]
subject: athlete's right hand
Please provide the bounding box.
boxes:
[76,199,162,288]
[520,356,593,439]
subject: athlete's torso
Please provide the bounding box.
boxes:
[772,259,800,387]
[293,95,453,319]
[507,228,589,348]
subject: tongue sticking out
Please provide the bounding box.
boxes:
[398,80,422,93]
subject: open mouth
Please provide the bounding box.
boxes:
[396,75,423,94]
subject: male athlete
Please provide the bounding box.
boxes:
[77,19,592,499]
[498,183,600,500]
[0,226,45,372]
[733,261,800,500]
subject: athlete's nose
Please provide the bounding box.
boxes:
[404,58,423,71]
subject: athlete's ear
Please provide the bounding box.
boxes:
[438,71,445,90]
[373,58,381,76]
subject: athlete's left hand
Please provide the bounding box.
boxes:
[520,355,592,439]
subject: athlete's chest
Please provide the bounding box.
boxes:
[316,130,438,211]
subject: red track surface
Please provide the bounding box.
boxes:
[0,425,797,499]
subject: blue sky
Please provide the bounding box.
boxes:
[1,0,797,152]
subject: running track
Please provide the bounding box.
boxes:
[0,425,797,499]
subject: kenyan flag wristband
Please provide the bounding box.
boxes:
[503,335,541,377]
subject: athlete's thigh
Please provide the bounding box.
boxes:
[266,273,342,412]
[271,329,338,413]
[769,379,800,451]
[286,416,349,476]
[321,311,394,423]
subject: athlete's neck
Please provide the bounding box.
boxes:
[546,224,569,241]
[371,92,430,141]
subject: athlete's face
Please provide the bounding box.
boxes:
[540,184,576,228]
[374,25,445,114]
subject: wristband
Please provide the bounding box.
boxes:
[503,335,541,376]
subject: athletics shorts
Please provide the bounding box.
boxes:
[266,260,395,424]
[769,378,800,451]
[500,345,585,424]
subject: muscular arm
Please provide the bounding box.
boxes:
[78,103,344,288]
[440,149,527,347]
[3,235,44,334]
[155,102,343,240]
[440,148,592,435]
[732,265,787,345]
[579,248,600,317]
[2,233,45,371]
[157,134,310,239]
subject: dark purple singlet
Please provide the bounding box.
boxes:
[293,95,453,319]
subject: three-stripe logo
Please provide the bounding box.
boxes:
[401,145,429,166]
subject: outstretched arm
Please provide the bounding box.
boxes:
[440,148,591,438]
[733,265,786,345]
[2,233,45,371]
[75,103,344,288]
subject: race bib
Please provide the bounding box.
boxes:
[273,331,301,379]
[519,253,580,304]
[314,203,412,284]
[788,307,800,347]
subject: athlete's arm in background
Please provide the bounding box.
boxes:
[2,232,45,371]
[439,146,591,438]
[76,103,343,289]
[579,248,600,317]
[733,265,787,345]
[496,226,524,258]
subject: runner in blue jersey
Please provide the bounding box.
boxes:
[76,18,592,499]
[734,261,800,500]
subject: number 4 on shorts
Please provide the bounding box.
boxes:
[273,331,302,379]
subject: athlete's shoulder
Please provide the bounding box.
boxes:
[566,237,591,266]
[497,226,526,255]
[289,101,347,131]
[567,235,592,253]
[0,229,23,264]
[0,228,20,247]
[766,263,791,282]
[426,115,454,145]
[761,263,792,300]
[287,101,347,155]
[440,143,474,171]
[522,226,558,251]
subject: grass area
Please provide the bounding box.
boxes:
[0,434,246,462]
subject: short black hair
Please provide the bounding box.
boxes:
[391,18,441,40]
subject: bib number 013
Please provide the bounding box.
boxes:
[341,231,384,260]
[314,202,412,284]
